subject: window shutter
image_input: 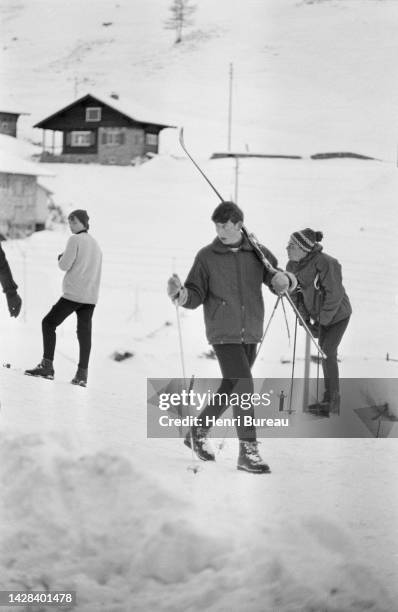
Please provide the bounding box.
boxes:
[66,132,71,146]
[101,131,107,145]
[118,132,125,145]
[91,132,96,145]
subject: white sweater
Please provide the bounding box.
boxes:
[58,232,102,305]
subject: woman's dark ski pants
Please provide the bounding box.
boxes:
[198,343,257,442]
[319,317,350,399]
[42,297,95,369]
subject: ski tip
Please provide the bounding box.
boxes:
[178,126,185,145]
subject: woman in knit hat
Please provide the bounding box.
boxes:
[286,228,351,414]
[25,209,102,387]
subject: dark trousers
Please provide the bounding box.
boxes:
[42,297,95,369]
[319,317,350,399]
[198,343,257,442]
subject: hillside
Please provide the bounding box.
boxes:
[2,0,398,157]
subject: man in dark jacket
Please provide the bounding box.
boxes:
[167,201,294,474]
[0,243,22,318]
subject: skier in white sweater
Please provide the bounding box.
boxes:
[25,209,102,386]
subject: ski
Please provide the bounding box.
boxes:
[179,127,277,275]
[178,127,326,359]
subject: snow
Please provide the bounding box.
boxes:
[0,134,41,161]
[1,1,398,610]
[0,148,52,176]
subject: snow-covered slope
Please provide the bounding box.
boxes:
[2,0,398,158]
[1,1,398,611]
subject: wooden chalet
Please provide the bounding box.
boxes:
[34,93,174,165]
[0,110,29,138]
[0,150,53,238]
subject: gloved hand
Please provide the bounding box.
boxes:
[6,291,22,318]
[167,274,182,299]
[167,274,188,306]
[271,271,297,295]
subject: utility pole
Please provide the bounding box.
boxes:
[234,157,239,203]
[227,63,233,152]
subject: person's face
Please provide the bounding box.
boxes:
[215,220,242,245]
[68,216,85,234]
[286,240,307,262]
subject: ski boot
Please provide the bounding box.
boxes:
[308,392,330,417]
[71,368,88,387]
[237,440,271,474]
[25,358,54,380]
[184,426,215,461]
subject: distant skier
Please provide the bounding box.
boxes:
[0,243,22,318]
[167,201,295,474]
[286,228,351,414]
[25,210,102,387]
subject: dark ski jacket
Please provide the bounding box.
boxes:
[286,245,351,327]
[183,235,278,345]
[0,243,18,295]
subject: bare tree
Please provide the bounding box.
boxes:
[164,0,196,44]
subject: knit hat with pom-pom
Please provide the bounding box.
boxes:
[290,228,323,252]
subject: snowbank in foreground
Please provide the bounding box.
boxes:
[0,433,231,611]
[0,432,395,612]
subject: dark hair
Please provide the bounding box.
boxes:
[211,201,244,224]
[68,209,90,229]
[315,231,323,242]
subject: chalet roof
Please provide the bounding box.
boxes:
[0,149,53,177]
[0,110,30,116]
[34,93,175,131]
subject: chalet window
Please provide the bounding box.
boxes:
[1,121,9,130]
[145,133,158,146]
[70,131,94,147]
[101,128,125,146]
[85,107,102,122]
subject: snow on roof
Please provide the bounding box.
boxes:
[0,133,41,160]
[89,92,176,128]
[0,149,53,176]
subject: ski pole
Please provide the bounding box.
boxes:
[174,296,200,472]
[255,296,280,362]
[288,315,298,414]
[175,303,187,383]
[282,292,326,359]
[280,296,291,345]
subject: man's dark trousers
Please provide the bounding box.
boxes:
[198,343,257,441]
